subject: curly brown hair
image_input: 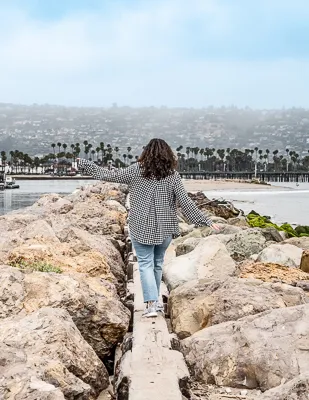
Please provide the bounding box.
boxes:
[138,138,177,180]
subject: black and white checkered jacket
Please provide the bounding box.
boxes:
[79,160,213,245]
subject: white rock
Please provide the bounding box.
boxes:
[257,243,303,268]
[163,236,235,290]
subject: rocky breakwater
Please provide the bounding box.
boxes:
[0,181,131,399]
[164,191,309,399]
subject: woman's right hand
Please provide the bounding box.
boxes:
[210,223,220,231]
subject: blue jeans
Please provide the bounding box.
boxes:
[131,236,172,303]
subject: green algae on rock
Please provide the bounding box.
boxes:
[246,211,309,238]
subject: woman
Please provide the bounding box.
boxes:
[78,139,219,318]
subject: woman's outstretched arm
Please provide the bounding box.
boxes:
[78,159,137,185]
[174,171,218,229]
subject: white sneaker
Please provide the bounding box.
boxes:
[155,301,164,313]
[142,303,157,318]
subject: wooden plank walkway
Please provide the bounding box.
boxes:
[116,234,189,399]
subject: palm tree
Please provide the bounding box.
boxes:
[285,148,290,172]
[85,146,90,160]
[57,142,62,155]
[9,150,14,164]
[51,143,56,156]
[83,140,88,158]
[100,142,105,163]
[123,154,127,166]
[91,149,96,161]
[0,151,7,165]
[273,149,279,171]
[62,144,67,154]
[128,154,133,165]
[114,147,120,160]
[96,147,101,162]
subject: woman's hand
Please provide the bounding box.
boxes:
[210,223,220,231]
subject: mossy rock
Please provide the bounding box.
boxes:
[246,211,309,238]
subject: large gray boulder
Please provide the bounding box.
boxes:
[210,223,242,236]
[170,277,307,338]
[284,236,309,250]
[257,243,303,268]
[260,372,309,400]
[182,304,309,391]
[175,237,202,257]
[225,229,267,261]
[163,236,235,290]
[0,307,109,399]
[0,266,130,359]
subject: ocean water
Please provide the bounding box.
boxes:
[1,179,309,226]
[0,179,93,215]
[205,182,309,226]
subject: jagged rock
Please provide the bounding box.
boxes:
[0,231,24,254]
[6,237,120,285]
[104,199,127,213]
[179,222,194,236]
[182,304,309,391]
[0,266,130,358]
[175,237,201,257]
[46,198,127,237]
[173,227,211,247]
[212,233,235,245]
[300,250,309,273]
[163,236,235,290]
[20,219,60,241]
[296,280,309,291]
[228,216,250,227]
[237,260,309,284]
[257,227,283,243]
[169,277,307,338]
[0,213,37,231]
[188,192,240,219]
[0,307,108,399]
[256,243,303,268]
[259,372,309,400]
[211,224,242,236]
[54,227,126,286]
[210,216,227,224]
[225,229,267,261]
[284,236,309,250]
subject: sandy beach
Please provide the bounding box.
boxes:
[182,179,287,191]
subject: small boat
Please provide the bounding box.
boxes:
[4,175,20,189]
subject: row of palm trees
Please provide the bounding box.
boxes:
[1,143,309,174]
[176,146,309,173]
[49,141,138,166]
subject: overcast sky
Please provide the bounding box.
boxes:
[1,0,308,108]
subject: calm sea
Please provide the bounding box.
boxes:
[1,179,309,226]
[0,179,93,216]
[205,182,309,226]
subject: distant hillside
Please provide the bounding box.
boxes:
[0,103,308,156]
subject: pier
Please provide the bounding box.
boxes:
[179,171,309,183]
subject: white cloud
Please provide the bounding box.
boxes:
[0,0,308,107]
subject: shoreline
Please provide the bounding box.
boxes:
[9,175,291,191]
[183,179,290,191]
